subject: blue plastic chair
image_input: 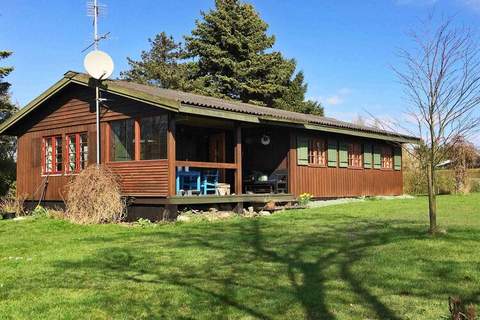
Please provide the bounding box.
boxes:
[176,168,201,195]
[201,170,219,195]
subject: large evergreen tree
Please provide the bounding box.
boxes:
[185,0,323,115]
[0,51,17,196]
[121,0,323,116]
[120,32,190,90]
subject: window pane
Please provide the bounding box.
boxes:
[111,119,134,161]
[68,135,76,172]
[80,133,88,169]
[140,115,167,160]
[55,136,63,172]
[45,137,53,172]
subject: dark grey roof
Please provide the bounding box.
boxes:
[105,76,419,141]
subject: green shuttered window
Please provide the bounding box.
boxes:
[363,143,372,168]
[373,145,382,169]
[327,140,338,167]
[394,147,402,170]
[339,142,348,168]
[297,136,309,165]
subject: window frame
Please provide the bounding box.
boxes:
[42,135,63,175]
[348,142,363,169]
[308,138,327,167]
[381,146,393,169]
[108,115,168,163]
[66,132,89,174]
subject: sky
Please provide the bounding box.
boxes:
[1,0,480,143]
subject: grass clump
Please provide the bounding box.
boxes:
[65,165,125,224]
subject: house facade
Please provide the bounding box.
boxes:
[0,71,419,218]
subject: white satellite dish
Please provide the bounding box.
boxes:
[84,50,114,80]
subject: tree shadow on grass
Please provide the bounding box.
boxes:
[35,217,479,319]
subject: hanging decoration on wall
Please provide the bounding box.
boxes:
[260,134,271,146]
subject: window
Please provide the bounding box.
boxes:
[66,133,88,173]
[348,143,362,168]
[43,136,62,174]
[381,146,393,169]
[140,115,168,160]
[111,119,135,161]
[110,116,168,162]
[308,138,326,166]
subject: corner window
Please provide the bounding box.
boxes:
[66,133,88,173]
[348,143,362,168]
[111,119,135,161]
[43,136,63,174]
[381,147,393,169]
[109,115,167,162]
[308,138,326,166]
[140,115,168,160]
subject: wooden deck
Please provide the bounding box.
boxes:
[130,193,295,205]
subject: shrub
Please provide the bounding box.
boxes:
[0,194,26,216]
[135,218,153,227]
[469,179,480,193]
[31,205,48,218]
[65,165,125,224]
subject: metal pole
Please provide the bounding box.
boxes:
[94,0,100,165]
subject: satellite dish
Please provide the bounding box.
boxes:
[84,50,114,80]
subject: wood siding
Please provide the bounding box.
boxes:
[107,160,168,196]
[16,84,169,200]
[289,130,403,197]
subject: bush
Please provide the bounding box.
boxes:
[469,179,480,193]
[0,194,26,216]
[65,165,125,224]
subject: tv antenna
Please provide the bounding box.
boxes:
[84,0,114,165]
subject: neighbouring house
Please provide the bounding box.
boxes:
[0,71,420,219]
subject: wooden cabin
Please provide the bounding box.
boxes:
[0,71,420,219]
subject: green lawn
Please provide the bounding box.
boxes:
[1,194,479,319]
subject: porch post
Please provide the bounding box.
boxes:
[234,125,242,195]
[167,114,176,196]
[288,130,297,195]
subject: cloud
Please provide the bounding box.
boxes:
[313,87,351,106]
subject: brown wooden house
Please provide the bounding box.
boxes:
[0,71,419,218]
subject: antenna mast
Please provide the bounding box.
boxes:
[86,0,108,166]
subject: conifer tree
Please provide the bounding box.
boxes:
[120,32,190,90]
[0,51,17,195]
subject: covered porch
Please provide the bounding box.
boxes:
[167,114,292,200]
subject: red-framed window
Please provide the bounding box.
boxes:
[308,138,327,166]
[66,133,88,173]
[348,143,362,168]
[381,146,393,169]
[42,136,63,174]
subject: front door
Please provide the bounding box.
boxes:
[209,132,226,181]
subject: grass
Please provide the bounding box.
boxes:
[0,194,479,319]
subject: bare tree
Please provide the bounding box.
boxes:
[395,16,480,233]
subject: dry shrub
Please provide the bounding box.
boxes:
[0,194,26,216]
[65,165,125,224]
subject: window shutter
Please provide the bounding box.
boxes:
[394,147,402,170]
[339,142,348,168]
[373,145,382,169]
[363,143,372,168]
[327,140,338,167]
[297,136,309,166]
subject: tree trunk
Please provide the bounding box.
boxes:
[427,161,437,233]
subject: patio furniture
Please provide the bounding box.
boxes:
[201,169,220,195]
[176,168,201,195]
[243,169,288,194]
